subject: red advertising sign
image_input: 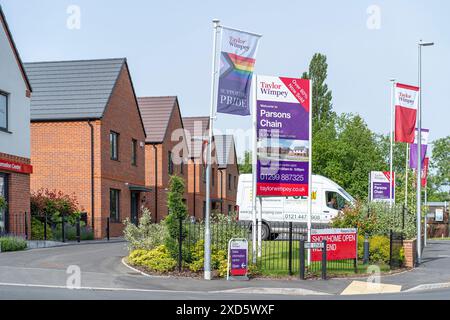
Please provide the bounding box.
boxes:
[0,158,33,174]
[310,228,358,262]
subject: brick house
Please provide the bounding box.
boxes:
[0,6,33,237]
[183,116,220,220]
[138,96,188,222]
[214,135,239,215]
[24,58,149,238]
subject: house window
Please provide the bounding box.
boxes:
[168,151,174,175]
[0,92,8,131]
[110,131,119,161]
[228,174,232,190]
[131,139,137,166]
[212,168,215,186]
[234,176,237,189]
[110,189,120,222]
[228,205,233,215]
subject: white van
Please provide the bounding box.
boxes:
[236,174,355,239]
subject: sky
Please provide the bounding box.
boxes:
[1,0,449,159]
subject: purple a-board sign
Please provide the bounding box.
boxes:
[227,239,249,280]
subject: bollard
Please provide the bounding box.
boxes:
[363,235,370,265]
[76,217,81,243]
[106,217,110,241]
[322,240,327,280]
[299,239,305,280]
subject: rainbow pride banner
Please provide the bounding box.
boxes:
[217,27,261,116]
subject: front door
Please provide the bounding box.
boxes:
[131,192,139,226]
[0,174,8,234]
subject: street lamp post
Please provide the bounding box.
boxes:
[417,40,434,264]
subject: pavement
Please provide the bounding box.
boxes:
[0,239,449,299]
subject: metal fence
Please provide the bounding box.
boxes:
[0,212,29,239]
[30,213,112,242]
[178,219,361,277]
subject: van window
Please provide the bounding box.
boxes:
[326,191,348,210]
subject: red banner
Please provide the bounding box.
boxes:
[311,229,358,262]
[394,83,420,143]
[0,158,33,174]
[421,157,429,188]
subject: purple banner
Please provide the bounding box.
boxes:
[409,144,428,169]
[216,27,261,116]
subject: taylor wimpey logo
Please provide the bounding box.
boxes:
[259,81,288,98]
[398,92,415,106]
[229,36,251,52]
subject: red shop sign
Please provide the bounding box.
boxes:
[310,228,358,262]
[0,158,33,174]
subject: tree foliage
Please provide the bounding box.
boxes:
[238,151,252,174]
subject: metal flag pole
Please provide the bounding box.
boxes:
[204,19,221,280]
[251,75,258,264]
[307,80,313,266]
[390,79,396,208]
[416,40,434,263]
[405,143,409,208]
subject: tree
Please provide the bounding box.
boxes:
[302,53,335,129]
[430,136,450,189]
[427,136,450,202]
[164,175,188,258]
[238,151,252,174]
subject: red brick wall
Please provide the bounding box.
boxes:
[144,104,188,222]
[0,152,31,238]
[30,64,146,239]
[98,64,146,237]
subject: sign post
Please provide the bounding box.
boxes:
[227,238,249,281]
[369,171,395,203]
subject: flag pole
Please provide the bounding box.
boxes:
[204,19,221,280]
[405,143,409,208]
[307,79,313,266]
[390,79,396,208]
[251,75,257,264]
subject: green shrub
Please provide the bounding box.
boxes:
[128,246,177,273]
[187,240,230,278]
[123,208,168,251]
[31,217,53,240]
[0,196,7,211]
[369,235,390,264]
[0,236,27,252]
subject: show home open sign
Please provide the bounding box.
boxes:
[310,228,357,262]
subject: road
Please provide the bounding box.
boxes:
[0,240,449,299]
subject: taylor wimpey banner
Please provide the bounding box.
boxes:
[421,157,429,188]
[409,128,430,169]
[395,83,420,143]
[216,27,261,116]
[370,171,395,202]
[256,75,311,197]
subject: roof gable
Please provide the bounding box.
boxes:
[183,116,210,159]
[24,58,125,121]
[138,96,179,143]
[0,5,32,92]
[215,135,237,169]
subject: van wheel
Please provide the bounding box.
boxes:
[261,223,270,241]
